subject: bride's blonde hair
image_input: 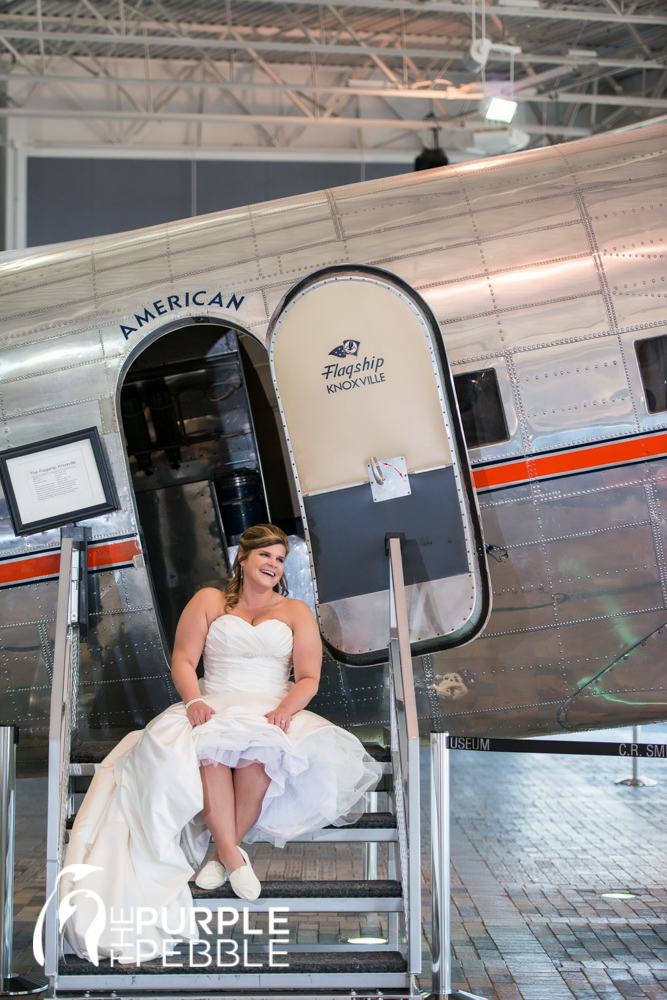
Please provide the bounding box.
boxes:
[224,524,290,612]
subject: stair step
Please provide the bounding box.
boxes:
[292,810,397,842]
[66,811,396,834]
[191,878,402,912]
[57,950,409,990]
[59,950,407,975]
[70,739,391,765]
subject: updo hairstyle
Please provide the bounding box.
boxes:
[224,523,290,612]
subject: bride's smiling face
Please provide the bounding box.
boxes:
[241,544,286,592]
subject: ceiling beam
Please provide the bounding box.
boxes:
[1,1,665,30]
[0,28,665,73]
[0,104,591,136]
[5,70,666,111]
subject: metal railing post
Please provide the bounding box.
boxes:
[615,725,658,787]
[386,534,421,983]
[0,725,47,997]
[362,791,378,880]
[429,732,488,1000]
[43,526,89,986]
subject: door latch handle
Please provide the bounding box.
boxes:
[370,456,385,485]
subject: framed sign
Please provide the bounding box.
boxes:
[0,428,119,536]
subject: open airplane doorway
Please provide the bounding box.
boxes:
[119,319,298,647]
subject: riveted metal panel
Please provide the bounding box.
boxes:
[536,482,650,541]
[252,211,336,258]
[490,257,602,313]
[423,272,496,328]
[387,242,485,294]
[346,211,477,265]
[4,399,104,450]
[473,192,581,243]
[583,176,665,250]
[168,242,255,276]
[547,522,661,624]
[458,152,575,210]
[605,252,667,330]
[0,246,92,296]
[0,331,104,382]
[480,493,543,548]
[0,360,110,417]
[513,338,635,452]
[562,130,667,186]
[486,543,557,632]
[335,172,466,237]
[496,292,610,350]
[481,223,591,273]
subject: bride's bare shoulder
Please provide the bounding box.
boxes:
[283,598,317,628]
[185,587,226,619]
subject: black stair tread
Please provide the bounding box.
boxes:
[192,879,401,899]
[71,740,390,765]
[66,811,395,832]
[59,950,407,975]
[362,742,391,762]
[334,811,396,829]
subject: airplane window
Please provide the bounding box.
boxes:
[636,335,667,414]
[453,368,510,449]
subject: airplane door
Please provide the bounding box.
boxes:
[269,265,491,664]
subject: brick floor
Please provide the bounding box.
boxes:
[9,726,667,998]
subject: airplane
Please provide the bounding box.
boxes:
[0,120,666,777]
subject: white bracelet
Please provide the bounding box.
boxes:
[185,697,205,710]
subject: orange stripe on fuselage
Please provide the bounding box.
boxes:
[0,537,141,586]
[472,431,667,491]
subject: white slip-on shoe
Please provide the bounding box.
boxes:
[228,847,261,901]
[195,858,227,890]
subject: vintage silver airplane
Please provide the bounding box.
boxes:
[0,121,666,774]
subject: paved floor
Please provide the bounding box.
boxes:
[10,726,667,998]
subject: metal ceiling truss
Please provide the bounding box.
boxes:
[0,0,664,154]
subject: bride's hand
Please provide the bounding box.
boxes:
[265,709,292,733]
[187,702,216,727]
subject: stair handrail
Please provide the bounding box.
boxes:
[386,533,421,977]
[44,526,89,981]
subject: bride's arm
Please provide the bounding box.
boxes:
[172,588,220,726]
[265,602,321,731]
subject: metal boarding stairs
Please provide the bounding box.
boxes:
[42,529,423,997]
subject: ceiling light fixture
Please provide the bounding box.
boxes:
[485,97,518,123]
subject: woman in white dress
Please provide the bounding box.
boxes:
[62,524,381,964]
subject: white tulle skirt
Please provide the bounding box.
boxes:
[194,687,382,846]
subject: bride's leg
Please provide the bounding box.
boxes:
[233,762,271,842]
[199,763,245,873]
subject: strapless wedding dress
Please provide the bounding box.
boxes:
[62,615,382,963]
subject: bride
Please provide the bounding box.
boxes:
[62,524,381,964]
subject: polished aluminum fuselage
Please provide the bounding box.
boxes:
[0,124,665,767]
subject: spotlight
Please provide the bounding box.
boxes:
[414,147,449,171]
[415,114,449,171]
[485,97,518,123]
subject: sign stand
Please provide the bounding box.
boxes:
[429,732,488,1000]
[615,725,658,787]
[0,726,47,997]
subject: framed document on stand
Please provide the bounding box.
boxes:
[0,427,119,536]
